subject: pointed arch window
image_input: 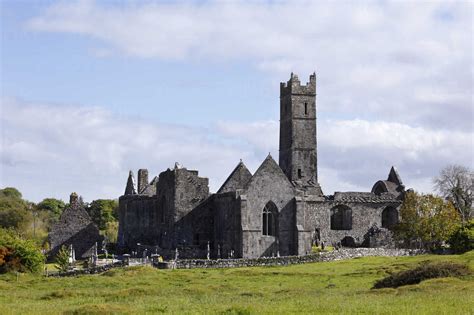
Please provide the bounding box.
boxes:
[382,206,398,230]
[262,202,277,236]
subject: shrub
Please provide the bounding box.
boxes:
[448,220,474,253]
[373,261,471,289]
[55,245,71,272]
[0,228,44,273]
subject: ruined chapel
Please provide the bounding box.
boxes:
[118,73,406,259]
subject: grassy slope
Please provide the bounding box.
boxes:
[0,252,473,315]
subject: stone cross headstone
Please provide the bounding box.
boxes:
[217,244,221,259]
[207,241,210,260]
[123,254,130,266]
[92,242,98,266]
[175,248,179,261]
[151,254,158,265]
[68,244,74,264]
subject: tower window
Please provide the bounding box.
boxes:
[304,102,308,115]
[298,169,302,178]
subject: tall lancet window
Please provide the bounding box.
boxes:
[262,202,278,236]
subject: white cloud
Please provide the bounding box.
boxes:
[3,1,472,201]
[25,1,473,132]
[214,118,474,194]
[0,98,261,201]
[1,97,472,202]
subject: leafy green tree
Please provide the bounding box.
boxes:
[448,220,474,253]
[103,221,119,243]
[0,228,44,273]
[87,199,118,230]
[396,191,461,250]
[37,198,65,224]
[0,187,22,199]
[55,245,70,272]
[0,187,31,230]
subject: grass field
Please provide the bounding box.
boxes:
[1,252,473,314]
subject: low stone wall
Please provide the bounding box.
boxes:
[171,248,425,269]
[50,248,425,276]
[48,261,126,277]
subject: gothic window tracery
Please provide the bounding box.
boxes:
[262,202,278,236]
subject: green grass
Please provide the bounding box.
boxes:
[1,252,473,314]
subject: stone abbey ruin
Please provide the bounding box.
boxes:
[48,193,103,260]
[118,73,406,259]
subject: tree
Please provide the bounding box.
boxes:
[448,220,474,253]
[0,187,31,230]
[0,187,22,199]
[37,198,66,225]
[103,221,119,243]
[87,199,118,231]
[434,165,473,224]
[395,191,461,250]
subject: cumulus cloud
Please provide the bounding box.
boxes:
[4,1,472,201]
[214,118,474,194]
[26,1,473,131]
[1,97,472,202]
[0,97,261,201]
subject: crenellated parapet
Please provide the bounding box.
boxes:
[280,72,316,97]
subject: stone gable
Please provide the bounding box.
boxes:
[48,194,103,260]
[217,161,252,194]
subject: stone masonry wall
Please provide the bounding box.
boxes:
[119,167,210,252]
[242,156,296,258]
[172,248,424,269]
[305,200,401,247]
[48,202,103,260]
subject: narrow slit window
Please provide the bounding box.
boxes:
[298,169,302,178]
[304,102,308,115]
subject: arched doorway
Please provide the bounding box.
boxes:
[341,236,356,248]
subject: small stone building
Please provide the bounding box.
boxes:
[118,73,406,259]
[48,193,103,260]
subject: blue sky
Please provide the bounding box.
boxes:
[1,0,472,202]
[2,2,275,125]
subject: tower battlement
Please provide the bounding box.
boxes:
[280,72,316,97]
